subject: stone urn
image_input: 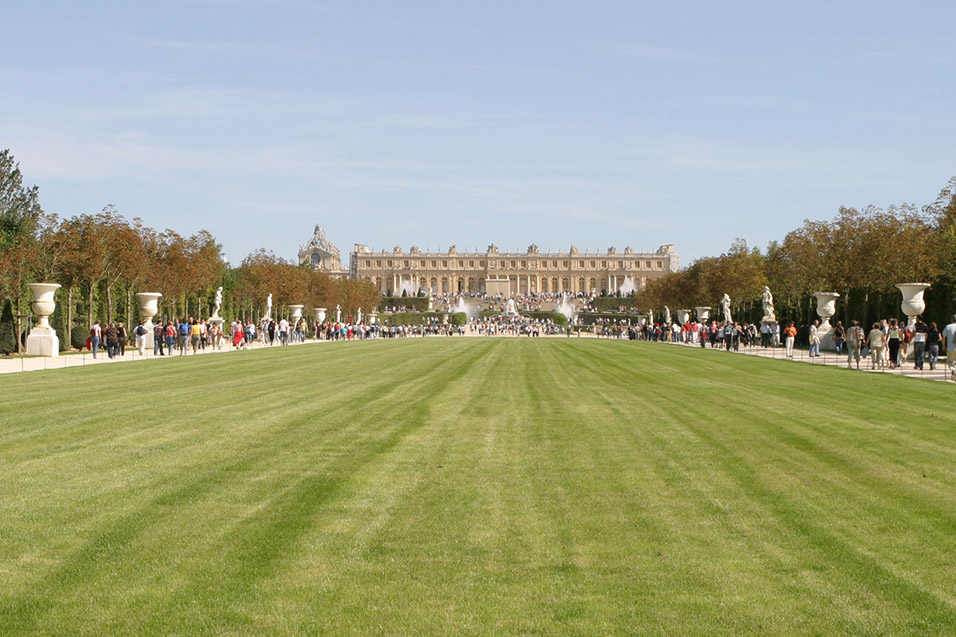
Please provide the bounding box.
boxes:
[813,292,840,350]
[26,283,61,356]
[695,306,711,323]
[289,304,304,321]
[136,292,163,351]
[677,309,691,325]
[315,307,327,324]
[896,283,931,327]
[368,312,378,325]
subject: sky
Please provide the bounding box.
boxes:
[4,1,955,266]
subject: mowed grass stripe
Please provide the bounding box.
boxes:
[571,340,956,632]
[0,341,489,633]
[1,338,956,634]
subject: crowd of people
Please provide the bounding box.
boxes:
[82,306,956,382]
[589,313,956,379]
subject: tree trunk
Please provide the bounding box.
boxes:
[67,286,74,349]
[106,285,114,323]
[88,285,94,329]
[14,294,22,354]
[126,287,132,326]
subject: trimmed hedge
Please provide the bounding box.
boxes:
[591,296,638,312]
[380,297,430,311]
[577,312,640,326]
[383,311,446,326]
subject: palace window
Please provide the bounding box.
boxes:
[579,261,584,268]
[646,261,651,268]
[376,260,382,267]
[657,261,663,268]
[563,261,569,267]
[459,260,464,268]
[521,260,527,268]
[442,260,448,267]
[387,260,393,267]
[469,260,474,267]
[365,260,371,267]
[590,260,596,268]
[602,261,607,268]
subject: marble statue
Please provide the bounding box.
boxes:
[761,286,775,323]
[357,308,363,324]
[264,294,273,320]
[721,294,732,324]
[336,304,341,323]
[648,308,654,325]
[212,286,223,319]
[663,305,671,325]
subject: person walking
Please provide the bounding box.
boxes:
[867,322,886,370]
[133,320,148,356]
[927,322,941,371]
[783,321,797,358]
[808,320,820,357]
[154,320,165,356]
[165,321,177,355]
[886,319,902,369]
[941,315,956,381]
[833,321,845,355]
[116,321,128,357]
[845,320,863,369]
[912,316,928,370]
[89,320,102,358]
[105,322,119,359]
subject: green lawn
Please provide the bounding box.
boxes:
[1,338,955,635]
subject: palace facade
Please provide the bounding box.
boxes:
[299,226,679,296]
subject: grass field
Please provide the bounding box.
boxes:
[1,337,956,635]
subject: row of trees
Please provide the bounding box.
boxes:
[0,150,378,353]
[634,179,956,328]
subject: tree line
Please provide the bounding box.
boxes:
[0,149,378,353]
[632,179,956,329]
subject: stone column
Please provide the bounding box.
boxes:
[813,292,840,350]
[136,292,163,351]
[25,283,61,357]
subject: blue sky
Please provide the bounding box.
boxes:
[4,1,954,265]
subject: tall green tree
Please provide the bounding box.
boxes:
[0,149,42,250]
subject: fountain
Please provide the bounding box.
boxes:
[454,297,478,320]
[397,278,418,297]
[618,276,636,296]
[501,298,521,318]
[556,294,576,322]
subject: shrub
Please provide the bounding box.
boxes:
[0,300,16,355]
